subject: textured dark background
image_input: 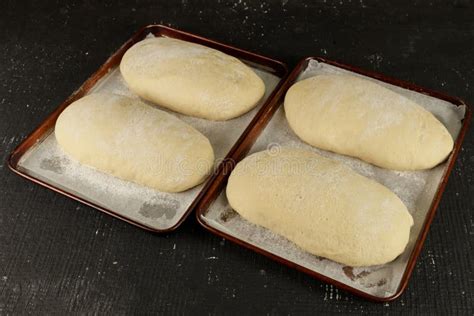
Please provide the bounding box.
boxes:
[1,0,473,314]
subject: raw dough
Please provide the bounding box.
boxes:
[120,37,265,121]
[226,148,413,267]
[284,74,454,170]
[55,93,215,193]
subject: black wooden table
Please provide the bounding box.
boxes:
[1,0,473,314]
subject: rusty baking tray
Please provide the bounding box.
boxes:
[7,25,288,233]
[196,56,471,301]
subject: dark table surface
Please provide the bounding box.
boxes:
[1,0,473,314]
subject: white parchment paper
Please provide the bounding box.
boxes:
[17,37,281,231]
[201,60,465,298]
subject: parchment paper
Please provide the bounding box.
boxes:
[201,60,465,298]
[17,37,281,231]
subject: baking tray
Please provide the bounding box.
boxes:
[196,56,471,301]
[7,25,288,233]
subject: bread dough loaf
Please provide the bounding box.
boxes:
[284,74,454,170]
[120,37,265,121]
[55,93,214,193]
[226,148,413,266]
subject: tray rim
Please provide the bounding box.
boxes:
[7,24,289,233]
[195,56,472,302]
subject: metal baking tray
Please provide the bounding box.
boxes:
[196,56,471,301]
[7,25,288,233]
